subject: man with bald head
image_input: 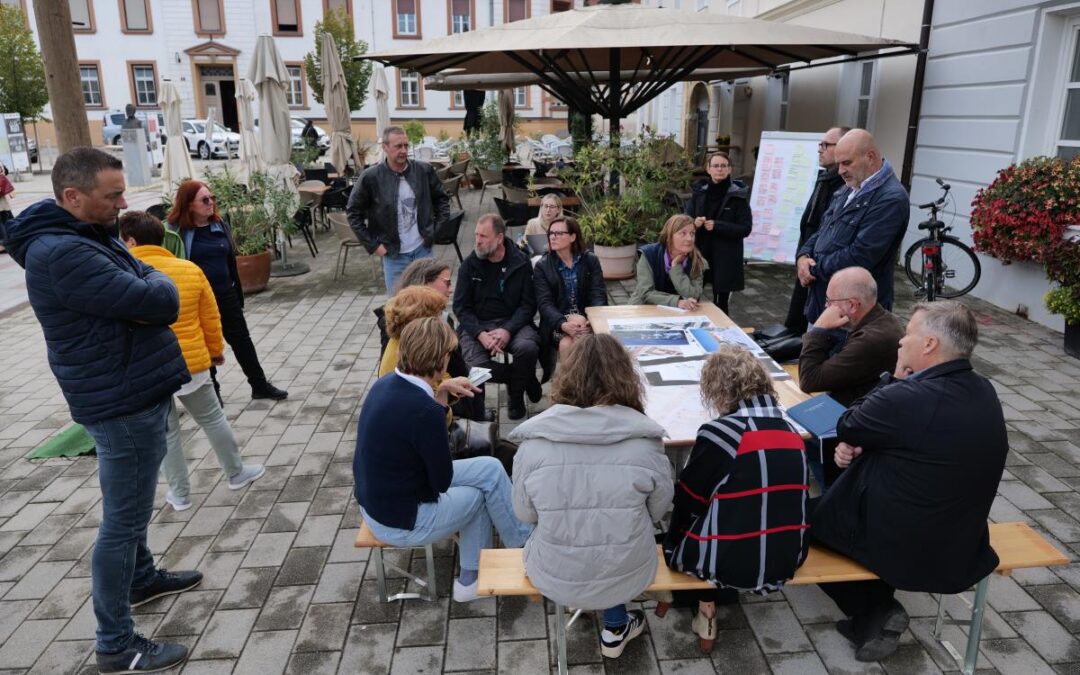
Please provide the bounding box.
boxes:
[795,129,908,325]
[798,266,903,488]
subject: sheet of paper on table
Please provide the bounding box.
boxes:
[607,316,715,362]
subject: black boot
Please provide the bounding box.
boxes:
[251,382,288,400]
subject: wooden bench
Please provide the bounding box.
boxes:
[355,521,438,602]
[477,522,1068,675]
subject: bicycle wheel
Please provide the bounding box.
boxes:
[903,236,981,299]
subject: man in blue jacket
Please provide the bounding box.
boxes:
[796,129,908,324]
[0,148,200,673]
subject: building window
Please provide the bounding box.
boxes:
[129,63,158,107]
[552,0,572,11]
[855,61,874,129]
[394,0,420,38]
[285,63,307,108]
[513,86,528,109]
[449,0,473,33]
[505,0,528,22]
[398,70,421,108]
[272,0,301,35]
[193,0,224,35]
[450,90,465,109]
[119,0,151,32]
[70,0,95,32]
[1058,28,1080,160]
[324,0,350,16]
[80,63,104,108]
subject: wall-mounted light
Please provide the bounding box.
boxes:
[175,52,181,64]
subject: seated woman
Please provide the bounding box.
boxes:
[378,285,450,378]
[354,317,532,603]
[510,334,672,659]
[684,151,753,314]
[375,258,454,355]
[525,193,563,236]
[629,214,706,309]
[533,215,607,380]
[663,344,809,653]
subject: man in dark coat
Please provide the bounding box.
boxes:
[454,213,540,420]
[784,126,849,333]
[798,267,904,488]
[0,148,200,673]
[796,129,908,325]
[811,301,1007,663]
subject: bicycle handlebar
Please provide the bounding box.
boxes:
[917,178,952,211]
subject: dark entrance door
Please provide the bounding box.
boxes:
[219,80,238,132]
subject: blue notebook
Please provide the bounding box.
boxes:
[786,394,846,439]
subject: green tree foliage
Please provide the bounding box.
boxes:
[302,8,373,113]
[0,5,49,122]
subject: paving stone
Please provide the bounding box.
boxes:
[156,590,223,636]
[351,579,404,624]
[644,606,704,661]
[285,650,340,675]
[55,596,96,641]
[497,638,548,675]
[311,561,361,604]
[278,475,323,503]
[24,637,92,675]
[3,559,73,600]
[189,608,260,659]
[390,645,445,674]
[0,618,66,667]
[220,566,279,610]
[339,623,395,675]
[987,573,1043,613]
[232,629,297,675]
[210,519,262,552]
[231,490,280,520]
[240,532,295,568]
[327,528,368,563]
[261,502,310,533]
[766,651,829,674]
[161,534,214,571]
[18,513,80,546]
[1029,509,1080,543]
[981,637,1057,675]
[310,487,353,516]
[295,514,342,548]
[179,506,235,539]
[997,480,1056,510]
[181,659,237,675]
[0,599,38,643]
[41,527,96,562]
[659,659,720,674]
[0,490,35,518]
[497,595,547,640]
[783,585,846,624]
[742,602,812,654]
[1001,610,1080,663]
[805,623,885,674]
[878,643,944,675]
[0,502,57,531]
[545,610,603,666]
[147,521,186,555]
[275,545,329,586]
[27,576,89,619]
[0,530,24,557]
[255,585,315,631]
[397,596,450,646]
[295,602,353,652]
[445,617,497,671]
[197,550,245,591]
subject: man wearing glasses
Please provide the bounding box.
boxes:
[783,126,849,334]
[796,128,909,326]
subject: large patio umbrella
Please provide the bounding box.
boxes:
[424,67,767,92]
[235,78,265,183]
[161,81,195,196]
[370,64,390,155]
[360,4,911,146]
[204,106,218,152]
[497,89,515,156]
[321,32,360,174]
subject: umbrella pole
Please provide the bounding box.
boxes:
[608,48,621,193]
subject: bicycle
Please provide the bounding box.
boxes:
[903,178,981,301]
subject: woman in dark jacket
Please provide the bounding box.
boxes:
[166,179,287,401]
[684,151,753,315]
[533,216,607,381]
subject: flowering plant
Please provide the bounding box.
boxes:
[969,156,1080,264]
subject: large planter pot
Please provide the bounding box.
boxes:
[1066,322,1080,359]
[594,243,637,280]
[236,250,272,294]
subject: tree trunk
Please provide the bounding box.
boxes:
[33,0,90,153]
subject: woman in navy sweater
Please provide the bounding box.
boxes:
[353,317,532,602]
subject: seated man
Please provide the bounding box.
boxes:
[811,301,1008,662]
[454,213,541,420]
[798,266,903,488]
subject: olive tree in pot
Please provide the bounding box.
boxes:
[203,167,299,294]
[561,131,692,279]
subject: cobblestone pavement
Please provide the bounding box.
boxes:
[0,187,1078,674]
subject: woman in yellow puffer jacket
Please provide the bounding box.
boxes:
[120,211,264,512]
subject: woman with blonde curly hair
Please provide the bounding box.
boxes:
[662,344,809,653]
[629,214,707,309]
[378,285,449,377]
[509,334,672,660]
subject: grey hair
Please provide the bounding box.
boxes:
[381,125,406,145]
[52,147,122,201]
[477,212,506,236]
[393,258,451,294]
[912,301,978,359]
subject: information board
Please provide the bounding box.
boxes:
[745,131,821,264]
[0,114,30,173]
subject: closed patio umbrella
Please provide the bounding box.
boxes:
[497,89,515,157]
[161,81,195,196]
[371,64,390,157]
[204,106,217,153]
[321,32,359,174]
[235,78,265,184]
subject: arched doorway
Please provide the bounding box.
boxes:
[686,82,714,165]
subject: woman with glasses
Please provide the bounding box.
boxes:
[684,151,753,315]
[524,193,563,236]
[630,214,707,309]
[533,215,607,380]
[165,180,287,401]
[354,317,532,603]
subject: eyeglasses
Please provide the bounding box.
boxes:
[825,296,855,306]
[818,141,837,150]
[200,196,216,206]
[710,164,731,169]
[548,230,570,238]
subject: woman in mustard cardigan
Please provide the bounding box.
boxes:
[121,212,264,512]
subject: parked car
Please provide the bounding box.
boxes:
[101,110,167,146]
[181,119,240,160]
[253,117,330,152]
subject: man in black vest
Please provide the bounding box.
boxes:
[784,126,848,334]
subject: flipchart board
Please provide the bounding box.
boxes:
[745,131,821,264]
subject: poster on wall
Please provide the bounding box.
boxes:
[745,131,821,264]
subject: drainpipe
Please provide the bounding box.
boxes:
[900,0,934,191]
[489,0,495,26]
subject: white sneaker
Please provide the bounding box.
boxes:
[227,464,266,490]
[452,579,479,603]
[600,610,646,659]
[165,491,192,512]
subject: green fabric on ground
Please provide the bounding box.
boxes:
[26,424,96,460]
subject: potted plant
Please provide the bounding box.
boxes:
[203,167,298,293]
[561,131,693,279]
[403,119,426,151]
[464,100,509,171]
[1045,286,1080,358]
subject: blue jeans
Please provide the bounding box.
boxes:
[382,244,433,293]
[603,604,628,629]
[82,397,171,653]
[363,456,532,573]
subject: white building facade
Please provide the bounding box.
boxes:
[3,0,572,144]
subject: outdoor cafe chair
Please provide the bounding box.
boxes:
[447,159,470,177]
[299,179,328,229]
[442,175,464,210]
[502,184,530,204]
[477,167,502,204]
[433,210,466,262]
[416,146,435,161]
[494,196,532,230]
[328,212,366,280]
